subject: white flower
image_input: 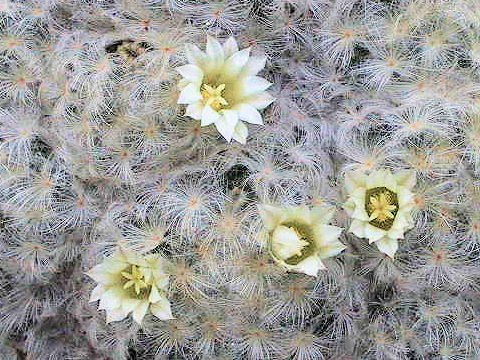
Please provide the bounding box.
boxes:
[343,169,416,258]
[258,204,345,277]
[176,35,274,144]
[86,248,174,324]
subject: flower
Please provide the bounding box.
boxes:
[258,204,345,277]
[176,35,275,144]
[343,169,416,258]
[86,248,174,324]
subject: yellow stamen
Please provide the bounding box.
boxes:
[368,192,397,222]
[121,265,148,295]
[201,83,228,111]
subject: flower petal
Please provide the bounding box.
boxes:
[293,256,326,277]
[310,205,335,224]
[235,103,263,124]
[223,48,250,77]
[140,268,153,284]
[176,64,204,83]
[390,211,409,230]
[258,204,284,230]
[132,301,149,324]
[351,202,369,221]
[106,307,129,323]
[349,219,365,238]
[102,258,129,273]
[375,237,399,259]
[223,36,238,58]
[89,284,105,302]
[386,227,405,240]
[366,169,389,189]
[132,300,150,324]
[384,171,397,192]
[318,239,346,259]
[121,298,142,314]
[119,248,149,267]
[350,187,366,203]
[271,225,307,260]
[178,78,189,89]
[364,224,386,243]
[99,286,124,310]
[185,102,204,120]
[154,275,170,291]
[319,224,343,244]
[343,199,356,216]
[283,206,312,225]
[149,284,162,303]
[206,35,224,66]
[245,92,275,110]
[178,83,202,104]
[232,121,248,144]
[240,76,272,97]
[397,187,415,207]
[185,44,206,65]
[86,267,120,285]
[345,170,367,194]
[151,297,174,320]
[215,110,238,142]
[245,55,267,75]
[201,105,220,126]
[312,223,345,257]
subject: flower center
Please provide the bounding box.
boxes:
[201,83,228,111]
[121,265,148,295]
[365,187,399,230]
[272,222,316,265]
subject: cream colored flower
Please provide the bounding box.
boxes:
[343,169,416,258]
[176,35,274,144]
[258,204,345,277]
[86,248,173,324]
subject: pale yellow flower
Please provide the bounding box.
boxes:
[176,35,274,144]
[258,204,345,277]
[86,248,173,324]
[344,169,416,258]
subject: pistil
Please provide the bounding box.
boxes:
[201,83,228,111]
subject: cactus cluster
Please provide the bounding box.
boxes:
[1,0,480,359]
